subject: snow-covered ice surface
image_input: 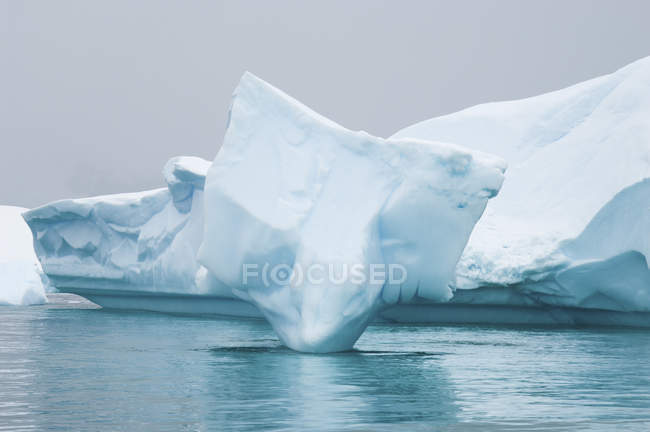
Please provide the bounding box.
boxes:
[21,157,254,313]
[0,206,47,305]
[198,72,505,352]
[393,56,650,315]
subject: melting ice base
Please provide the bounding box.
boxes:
[393,56,650,312]
[198,73,505,352]
[0,206,46,305]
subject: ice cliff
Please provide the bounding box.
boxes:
[198,73,505,352]
[393,56,650,313]
[22,157,234,300]
[0,206,47,305]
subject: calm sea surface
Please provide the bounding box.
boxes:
[1,293,649,431]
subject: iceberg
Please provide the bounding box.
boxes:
[0,206,47,305]
[391,56,650,321]
[27,57,650,351]
[24,74,505,352]
[22,157,260,317]
[198,73,505,352]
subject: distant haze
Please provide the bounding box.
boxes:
[2,0,650,207]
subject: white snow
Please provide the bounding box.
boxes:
[0,206,47,305]
[393,56,650,311]
[198,72,505,352]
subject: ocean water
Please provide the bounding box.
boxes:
[1,294,650,431]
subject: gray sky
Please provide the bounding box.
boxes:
[2,0,650,208]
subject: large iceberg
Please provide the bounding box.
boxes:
[198,73,505,351]
[391,56,650,319]
[24,74,506,352]
[0,206,47,305]
[24,58,650,351]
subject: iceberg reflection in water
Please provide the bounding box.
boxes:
[1,294,649,431]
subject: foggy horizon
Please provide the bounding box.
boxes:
[3,0,650,207]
